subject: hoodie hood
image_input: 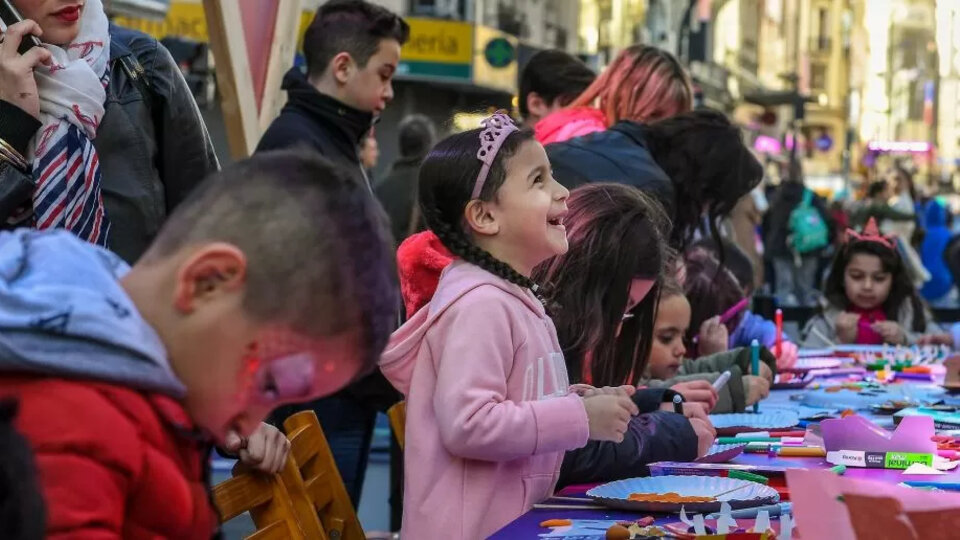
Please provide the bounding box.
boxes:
[0,230,184,397]
[381,260,546,394]
[397,230,455,318]
[925,200,948,228]
[534,106,607,145]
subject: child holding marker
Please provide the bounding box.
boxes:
[380,113,638,539]
[531,183,716,486]
[641,275,775,413]
[803,218,942,347]
[683,247,798,368]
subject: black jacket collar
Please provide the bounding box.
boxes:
[281,67,374,146]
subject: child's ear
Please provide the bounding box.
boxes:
[526,92,549,119]
[463,199,500,237]
[174,243,248,313]
[330,52,355,85]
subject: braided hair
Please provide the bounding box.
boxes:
[418,127,546,296]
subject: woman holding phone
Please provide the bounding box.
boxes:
[0,0,217,262]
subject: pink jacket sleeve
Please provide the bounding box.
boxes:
[428,289,589,462]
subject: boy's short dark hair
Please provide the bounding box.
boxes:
[147,149,399,369]
[303,0,409,79]
[398,115,437,159]
[868,180,889,198]
[519,50,595,118]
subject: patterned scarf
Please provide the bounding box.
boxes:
[24,0,111,245]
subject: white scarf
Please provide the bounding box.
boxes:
[25,0,111,245]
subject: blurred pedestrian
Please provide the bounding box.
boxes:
[375,115,436,243]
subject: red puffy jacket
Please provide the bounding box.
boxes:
[0,375,217,539]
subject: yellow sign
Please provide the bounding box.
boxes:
[113,2,209,42]
[401,18,473,65]
[472,25,517,94]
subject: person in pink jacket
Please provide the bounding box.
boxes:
[380,112,638,539]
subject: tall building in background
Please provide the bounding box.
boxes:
[937,0,960,182]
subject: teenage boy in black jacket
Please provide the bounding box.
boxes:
[257,0,409,508]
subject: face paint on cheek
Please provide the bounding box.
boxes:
[237,346,262,401]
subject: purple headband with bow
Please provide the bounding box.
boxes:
[472,111,519,199]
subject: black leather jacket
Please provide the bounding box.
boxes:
[0,24,219,263]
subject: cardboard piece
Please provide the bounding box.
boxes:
[787,469,960,540]
[820,414,935,453]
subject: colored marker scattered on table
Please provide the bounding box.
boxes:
[751,339,760,413]
[713,370,732,392]
[775,309,783,358]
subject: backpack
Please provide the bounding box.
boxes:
[788,189,829,254]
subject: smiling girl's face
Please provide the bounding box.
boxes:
[647,293,690,379]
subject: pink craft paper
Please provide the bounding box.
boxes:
[787,469,960,540]
[820,414,935,453]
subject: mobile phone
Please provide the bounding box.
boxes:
[0,0,43,55]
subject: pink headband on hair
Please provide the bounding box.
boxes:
[472,111,519,199]
[845,217,895,250]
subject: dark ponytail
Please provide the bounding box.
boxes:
[418,127,545,295]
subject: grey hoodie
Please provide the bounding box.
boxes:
[0,229,184,397]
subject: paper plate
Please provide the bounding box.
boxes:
[833,344,888,355]
[784,357,843,372]
[709,411,800,435]
[695,443,747,463]
[587,475,779,513]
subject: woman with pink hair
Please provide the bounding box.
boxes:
[534,45,693,145]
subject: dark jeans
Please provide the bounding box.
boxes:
[270,393,377,508]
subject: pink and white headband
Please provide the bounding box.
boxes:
[472,111,519,199]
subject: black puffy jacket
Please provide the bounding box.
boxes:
[0,24,219,263]
[545,121,674,213]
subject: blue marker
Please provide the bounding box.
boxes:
[751,339,760,413]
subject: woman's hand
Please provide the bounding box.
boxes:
[0,20,51,119]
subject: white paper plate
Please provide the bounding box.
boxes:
[799,348,834,358]
[709,411,800,434]
[833,344,888,354]
[587,475,779,513]
[695,443,747,463]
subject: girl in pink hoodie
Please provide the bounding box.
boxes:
[380,113,639,539]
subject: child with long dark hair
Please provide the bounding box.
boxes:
[802,218,941,347]
[532,183,716,486]
[380,113,637,539]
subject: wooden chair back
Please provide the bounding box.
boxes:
[213,461,305,540]
[386,401,406,450]
[284,410,366,540]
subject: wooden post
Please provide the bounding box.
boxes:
[202,0,302,159]
[203,0,259,158]
[260,0,303,132]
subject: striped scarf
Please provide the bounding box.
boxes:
[23,0,111,246]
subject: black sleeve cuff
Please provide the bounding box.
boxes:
[0,100,41,156]
[632,387,680,413]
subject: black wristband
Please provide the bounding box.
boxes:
[0,100,42,157]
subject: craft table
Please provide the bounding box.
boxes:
[489,381,960,538]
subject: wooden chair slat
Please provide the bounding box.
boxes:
[212,473,274,522]
[245,520,297,540]
[387,401,406,450]
[283,410,366,540]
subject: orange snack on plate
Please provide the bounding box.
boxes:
[627,492,715,503]
[540,519,573,527]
